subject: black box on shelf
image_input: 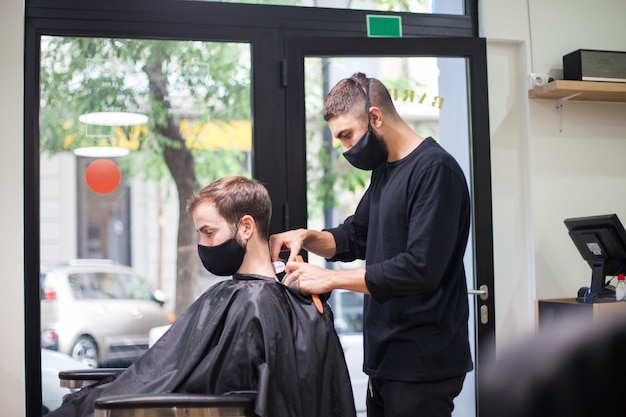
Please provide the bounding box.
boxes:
[563,49,626,83]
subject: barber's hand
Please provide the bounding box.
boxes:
[283,261,332,296]
[269,228,307,263]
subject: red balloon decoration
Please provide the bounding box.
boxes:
[85,159,121,194]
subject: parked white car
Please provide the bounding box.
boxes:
[41,259,172,367]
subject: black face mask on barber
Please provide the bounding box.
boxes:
[341,77,388,171]
[342,129,387,170]
[197,234,246,276]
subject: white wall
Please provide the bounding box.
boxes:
[482,0,626,349]
[0,0,25,415]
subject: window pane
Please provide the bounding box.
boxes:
[40,35,252,277]
[39,36,253,405]
[183,0,465,15]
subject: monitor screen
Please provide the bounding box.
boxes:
[564,214,626,302]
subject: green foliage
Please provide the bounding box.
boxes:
[39,36,252,185]
[306,135,370,220]
[193,148,250,185]
[304,57,370,224]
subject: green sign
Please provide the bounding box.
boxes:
[366,15,402,38]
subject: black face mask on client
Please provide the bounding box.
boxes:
[197,230,246,276]
[341,77,388,171]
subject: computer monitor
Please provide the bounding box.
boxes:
[564,214,626,303]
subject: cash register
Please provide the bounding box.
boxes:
[565,213,626,303]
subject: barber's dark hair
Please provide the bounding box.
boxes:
[322,72,396,122]
[186,176,272,239]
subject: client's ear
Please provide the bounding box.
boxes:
[239,214,256,240]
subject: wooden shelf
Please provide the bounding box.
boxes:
[536,298,626,328]
[528,80,626,102]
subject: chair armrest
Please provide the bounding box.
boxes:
[58,368,125,388]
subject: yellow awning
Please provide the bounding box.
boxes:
[182,119,251,151]
[64,119,252,152]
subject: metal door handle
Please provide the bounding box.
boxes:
[467,284,488,301]
[468,284,490,324]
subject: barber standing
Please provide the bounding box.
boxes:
[270,72,473,417]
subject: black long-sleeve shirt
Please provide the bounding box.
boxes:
[326,137,473,382]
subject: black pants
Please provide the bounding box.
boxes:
[366,374,466,417]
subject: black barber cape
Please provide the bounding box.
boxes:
[48,274,356,417]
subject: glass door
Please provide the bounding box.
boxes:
[284,37,494,416]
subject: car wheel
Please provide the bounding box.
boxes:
[71,336,99,368]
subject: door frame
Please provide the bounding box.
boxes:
[283,36,495,414]
[24,2,484,416]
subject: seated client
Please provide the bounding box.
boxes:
[48,175,356,417]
